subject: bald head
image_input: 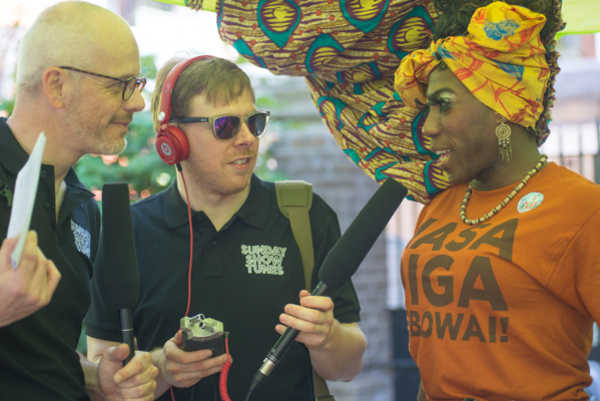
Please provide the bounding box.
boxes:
[16,1,139,96]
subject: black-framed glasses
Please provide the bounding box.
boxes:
[59,66,146,100]
[171,110,270,140]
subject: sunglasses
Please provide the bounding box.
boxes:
[171,110,270,140]
[59,66,146,100]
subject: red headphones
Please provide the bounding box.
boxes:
[155,55,215,165]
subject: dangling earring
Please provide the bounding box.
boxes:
[496,119,512,162]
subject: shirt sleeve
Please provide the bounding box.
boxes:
[547,207,600,324]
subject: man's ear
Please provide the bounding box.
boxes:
[42,67,68,109]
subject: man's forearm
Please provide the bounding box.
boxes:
[151,348,176,399]
[309,321,367,382]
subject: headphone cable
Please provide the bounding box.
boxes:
[171,164,233,401]
[171,163,194,401]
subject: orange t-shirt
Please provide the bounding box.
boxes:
[401,162,600,400]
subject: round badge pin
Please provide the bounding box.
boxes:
[517,192,544,213]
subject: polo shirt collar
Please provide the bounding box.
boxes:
[64,168,93,197]
[0,118,92,198]
[162,174,270,230]
[0,118,30,175]
[236,174,269,229]
[163,182,192,229]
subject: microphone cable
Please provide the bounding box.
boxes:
[218,333,233,401]
[244,385,253,401]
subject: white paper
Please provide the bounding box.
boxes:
[7,132,46,270]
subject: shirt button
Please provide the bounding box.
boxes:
[40,171,47,178]
[211,240,217,246]
[44,201,51,208]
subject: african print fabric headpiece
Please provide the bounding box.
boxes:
[394,2,549,139]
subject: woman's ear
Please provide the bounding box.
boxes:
[494,113,504,126]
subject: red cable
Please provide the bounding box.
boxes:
[219,336,232,401]
[171,166,194,401]
[180,169,194,318]
[171,167,233,400]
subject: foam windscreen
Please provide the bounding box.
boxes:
[318,178,408,289]
[101,183,139,310]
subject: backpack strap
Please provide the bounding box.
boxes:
[275,180,314,291]
[275,180,336,401]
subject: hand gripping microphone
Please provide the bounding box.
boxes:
[101,183,140,365]
[247,178,408,398]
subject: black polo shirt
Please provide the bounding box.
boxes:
[86,175,361,401]
[0,118,100,400]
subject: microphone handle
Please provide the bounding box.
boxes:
[119,308,135,365]
[257,281,331,378]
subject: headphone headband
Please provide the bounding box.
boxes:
[155,55,214,166]
[157,55,215,126]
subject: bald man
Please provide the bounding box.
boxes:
[0,2,157,400]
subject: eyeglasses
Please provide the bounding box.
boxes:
[171,110,270,140]
[59,66,146,100]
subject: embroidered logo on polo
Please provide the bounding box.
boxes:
[517,192,544,213]
[71,220,91,258]
[241,245,287,275]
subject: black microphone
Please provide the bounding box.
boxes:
[101,183,140,365]
[247,178,408,398]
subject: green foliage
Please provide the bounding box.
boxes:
[0,98,14,116]
[140,55,158,80]
[255,94,280,110]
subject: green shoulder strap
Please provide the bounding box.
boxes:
[275,180,315,291]
[275,180,335,401]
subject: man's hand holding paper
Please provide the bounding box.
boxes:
[0,231,61,327]
[0,132,61,326]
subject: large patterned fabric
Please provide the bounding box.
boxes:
[208,0,449,203]
[395,2,550,141]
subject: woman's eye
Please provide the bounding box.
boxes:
[439,100,450,112]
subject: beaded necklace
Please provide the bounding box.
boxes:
[460,154,548,225]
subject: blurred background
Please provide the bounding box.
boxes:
[1,1,599,399]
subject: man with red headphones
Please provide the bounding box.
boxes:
[0,2,157,401]
[85,55,367,401]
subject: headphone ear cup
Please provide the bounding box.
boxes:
[156,125,190,165]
